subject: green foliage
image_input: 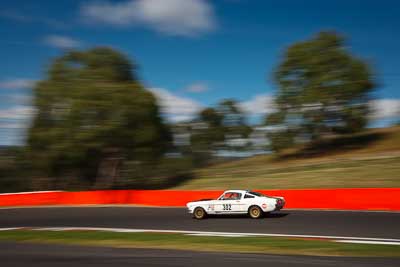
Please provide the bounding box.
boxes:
[190,99,251,165]
[189,107,224,166]
[199,107,223,128]
[268,32,375,151]
[27,47,171,188]
[0,147,32,193]
[217,99,252,137]
[198,107,226,143]
[119,157,194,189]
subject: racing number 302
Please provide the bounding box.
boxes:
[223,204,231,210]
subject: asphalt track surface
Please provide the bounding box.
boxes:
[1,242,399,267]
[1,207,400,239]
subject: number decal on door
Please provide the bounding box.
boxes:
[223,204,231,210]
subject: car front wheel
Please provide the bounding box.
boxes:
[193,207,206,220]
[248,205,263,219]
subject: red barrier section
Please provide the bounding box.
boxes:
[1,188,399,211]
[129,190,222,207]
[258,188,400,211]
[0,191,62,206]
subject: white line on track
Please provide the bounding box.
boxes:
[0,228,21,231]
[335,240,400,246]
[0,191,62,196]
[186,233,252,237]
[2,227,400,245]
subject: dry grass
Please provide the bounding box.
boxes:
[176,127,400,189]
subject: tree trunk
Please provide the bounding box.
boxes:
[93,148,122,189]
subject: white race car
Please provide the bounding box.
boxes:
[186,190,285,219]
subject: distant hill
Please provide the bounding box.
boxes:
[175,126,400,189]
[0,145,20,155]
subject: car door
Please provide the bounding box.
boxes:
[241,193,256,212]
[230,192,245,212]
[214,192,242,214]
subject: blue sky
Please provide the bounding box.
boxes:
[0,0,399,145]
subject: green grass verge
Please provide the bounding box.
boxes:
[0,230,399,257]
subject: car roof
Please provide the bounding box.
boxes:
[223,190,249,194]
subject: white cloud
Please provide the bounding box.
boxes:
[185,82,209,93]
[148,90,277,122]
[81,0,216,36]
[7,94,32,105]
[149,88,203,122]
[1,10,69,29]
[0,128,25,146]
[44,35,82,49]
[369,99,400,120]
[0,106,35,120]
[239,94,276,115]
[0,79,36,90]
[0,106,35,145]
[0,121,26,129]
[239,96,400,121]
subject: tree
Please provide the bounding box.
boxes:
[267,32,375,151]
[189,107,224,165]
[190,100,251,164]
[27,47,171,188]
[216,99,251,138]
[200,107,223,129]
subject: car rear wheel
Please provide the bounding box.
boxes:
[193,207,206,219]
[248,205,263,219]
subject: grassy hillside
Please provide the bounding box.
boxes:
[176,126,400,189]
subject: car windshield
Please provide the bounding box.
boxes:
[249,191,271,198]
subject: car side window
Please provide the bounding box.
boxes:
[231,193,242,200]
[220,193,231,200]
[220,192,242,200]
[244,194,255,199]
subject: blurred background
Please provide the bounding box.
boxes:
[0,0,399,193]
